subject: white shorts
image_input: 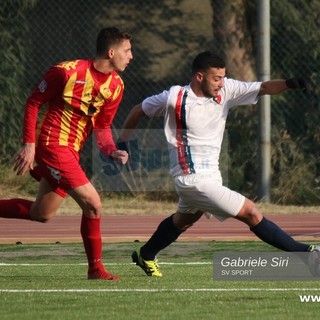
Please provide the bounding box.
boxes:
[174,173,245,221]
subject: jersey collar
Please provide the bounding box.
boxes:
[186,84,219,105]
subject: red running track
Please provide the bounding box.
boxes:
[0,215,320,244]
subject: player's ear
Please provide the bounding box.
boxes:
[106,48,114,59]
[196,72,204,82]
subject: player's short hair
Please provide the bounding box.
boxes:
[192,51,225,74]
[96,27,132,56]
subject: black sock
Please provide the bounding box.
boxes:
[251,217,309,251]
[140,215,182,260]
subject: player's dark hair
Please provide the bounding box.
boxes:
[192,51,225,74]
[96,27,132,57]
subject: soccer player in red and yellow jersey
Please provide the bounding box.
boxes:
[0,27,133,280]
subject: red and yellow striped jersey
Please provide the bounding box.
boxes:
[23,59,124,155]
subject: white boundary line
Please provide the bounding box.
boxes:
[1,288,320,293]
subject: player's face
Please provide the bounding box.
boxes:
[110,39,133,72]
[200,67,225,98]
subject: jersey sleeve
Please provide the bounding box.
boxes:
[23,66,66,143]
[94,85,124,156]
[141,90,169,117]
[223,78,261,108]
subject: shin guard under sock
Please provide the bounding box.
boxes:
[251,217,309,251]
[0,198,33,220]
[140,215,182,260]
[80,214,103,270]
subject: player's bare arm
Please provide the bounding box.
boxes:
[258,80,287,96]
[13,142,35,176]
[259,77,307,96]
[119,103,146,141]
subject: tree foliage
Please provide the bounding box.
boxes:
[0,0,37,163]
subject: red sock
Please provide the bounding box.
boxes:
[80,214,104,271]
[0,198,33,220]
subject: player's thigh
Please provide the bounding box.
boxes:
[202,184,244,216]
[32,146,90,194]
[176,176,244,218]
[68,182,102,218]
[31,178,65,222]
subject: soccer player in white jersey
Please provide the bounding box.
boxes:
[119,51,317,277]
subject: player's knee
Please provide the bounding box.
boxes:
[178,223,194,232]
[30,205,56,223]
[30,212,52,223]
[82,200,102,219]
[29,202,57,223]
[33,216,50,223]
[173,211,202,231]
[173,218,191,231]
[236,199,262,227]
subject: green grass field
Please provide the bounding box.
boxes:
[1,241,320,320]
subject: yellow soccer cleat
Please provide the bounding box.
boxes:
[131,249,163,277]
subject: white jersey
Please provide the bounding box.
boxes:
[142,78,261,177]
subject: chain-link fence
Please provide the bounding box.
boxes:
[1,0,320,203]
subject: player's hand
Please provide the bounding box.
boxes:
[13,143,35,176]
[110,150,129,165]
[285,77,309,93]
